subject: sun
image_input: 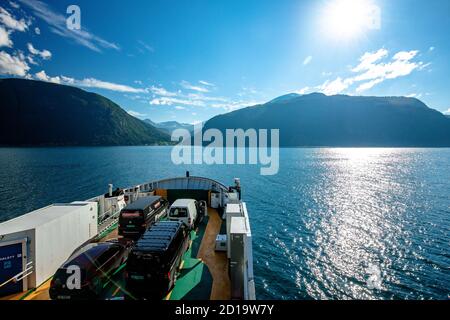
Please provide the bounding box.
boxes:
[321,0,376,40]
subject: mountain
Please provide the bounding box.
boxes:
[267,93,301,104]
[144,119,193,134]
[203,93,450,147]
[143,118,157,127]
[0,78,171,146]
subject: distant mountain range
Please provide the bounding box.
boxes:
[143,119,193,134]
[0,79,171,146]
[1,78,449,147]
[204,93,450,147]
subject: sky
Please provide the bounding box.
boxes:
[0,0,449,124]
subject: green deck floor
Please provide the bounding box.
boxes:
[101,217,213,300]
[168,217,212,300]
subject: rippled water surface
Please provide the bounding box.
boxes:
[0,147,449,299]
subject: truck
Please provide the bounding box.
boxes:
[125,221,189,299]
[168,199,206,230]
[118,196,168,240]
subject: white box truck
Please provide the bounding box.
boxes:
[0,202,98,295]
[168,199,198,230]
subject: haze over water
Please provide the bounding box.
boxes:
[0,147,449,299]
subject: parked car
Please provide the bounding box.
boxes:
[125,221,189,299]
[168,199,198,230]
[49,240,129,300]
[118,196,168,240]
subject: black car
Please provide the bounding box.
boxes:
[125,221,189,299]
[49,241,129,300]
[118,196,168,240]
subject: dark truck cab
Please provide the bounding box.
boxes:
[125,221,189,299]
[118,196,168,240]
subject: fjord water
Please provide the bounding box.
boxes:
[0,147,449,300]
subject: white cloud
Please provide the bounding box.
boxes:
[61,75,75,83]
[355,78,383,92]
[137,40,154,53]
[208,100,262,112]
[148,83,258,112]
[0,6,29,32]
[9,1,20,9]
[0,26,12,47]
[35,70,60,83]
[180,80,209,93]
[316,48,425,95]
[149,85,178,97]
[31,70,147,93]
[352,48,388,73]
[77,78,146,93]
[295,87,311,95]
[127,110,147,118]
[429,46,435,52]
[26,55,37,65]
[406,93,422,99]
[0,50,30,76]
[34,27,40,35]
[353,50,421,92]
[150,96,205,107]
[27,43,51,59]
[17,0,119,52]
[318,77,352,95]
[393,50,419,61]
[303,55,313,66]
[9,2,20,9]
[199,80,215,87]
[186,92,227,102]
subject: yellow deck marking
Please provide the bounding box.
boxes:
[112,286,121,297]
[24,278,51,300]
[164,289,173,300]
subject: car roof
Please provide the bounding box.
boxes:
[64,242,116,267]
[123,196,162,211]
[171,199,196,207]
[133,221,183,252]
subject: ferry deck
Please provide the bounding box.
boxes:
[0,175,255,300]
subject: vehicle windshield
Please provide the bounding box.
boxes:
[169,207,188,218]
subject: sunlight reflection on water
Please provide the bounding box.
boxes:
[259,148,450,300]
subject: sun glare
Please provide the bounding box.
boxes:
[321,0,377,40]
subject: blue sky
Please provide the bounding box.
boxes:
[0,0,449,123]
